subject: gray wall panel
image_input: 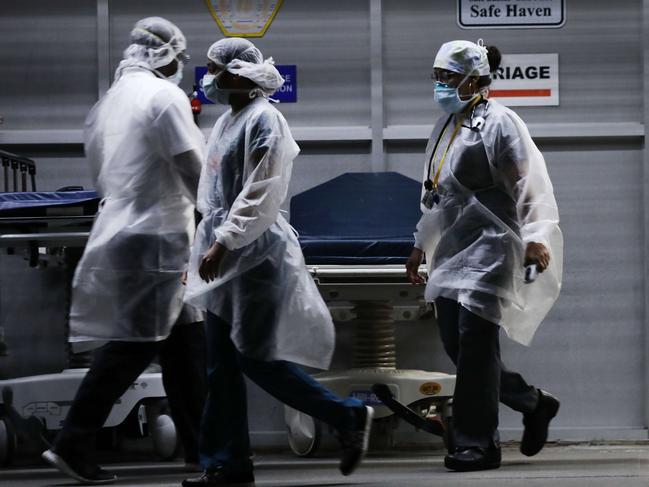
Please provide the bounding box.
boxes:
[0,256,69,379]
[108,0,370,129]
[0,1,98,130]
[383,0,642,126]
[287,142,372,207]
[30,155,92,192]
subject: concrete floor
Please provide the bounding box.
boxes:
[1,444,649,487]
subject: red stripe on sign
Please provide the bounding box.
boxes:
[490,89,552,97]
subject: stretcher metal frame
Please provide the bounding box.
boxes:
[0,206,178,467]
[284,264,456,456]
[0,149,37,193]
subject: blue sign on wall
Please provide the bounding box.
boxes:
[194,64,297,104]
[274,65,297,103]
[194,66,213,105]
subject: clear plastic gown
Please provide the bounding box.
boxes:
[70,69,205,344]
[184,97,335,370]
[415,99,563,345]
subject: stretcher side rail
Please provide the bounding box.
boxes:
[0,232,90,248]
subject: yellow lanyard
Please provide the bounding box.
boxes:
[430,96,483,191]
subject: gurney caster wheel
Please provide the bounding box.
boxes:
[0,416,16,467]
[285,407,321,457]
[145,401,179,461]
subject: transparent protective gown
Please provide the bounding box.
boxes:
[184,97,335,370]
[415,99,563,345]
[70,69,205,344]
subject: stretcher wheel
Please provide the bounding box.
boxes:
[0,416,16,467]
[285,407,321,457]
[146,401,179,461]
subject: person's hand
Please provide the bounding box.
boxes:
[181,271,188,285]
[525,242,550,273]
[406,247,426,284]
[199,242,227,282]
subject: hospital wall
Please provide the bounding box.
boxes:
[0,0,646,445]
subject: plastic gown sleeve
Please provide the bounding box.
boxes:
[413,126,443,253]
[152,90,205,204]
[172,151,202,204]
[491,114,559,248]
[214,111,299,250]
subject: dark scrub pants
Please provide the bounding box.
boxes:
[199,311,364,474]
[435,297,539,450]
[53,322,207,464]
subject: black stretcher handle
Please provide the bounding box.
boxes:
[371,383,445,437]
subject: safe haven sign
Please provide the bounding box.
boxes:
[489,54,559,106]
[458,0,566,29]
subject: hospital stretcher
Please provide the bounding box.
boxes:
[285,172,456,455]
[0,172,458,464]
[0,190,179,466]
[0,149,37,193]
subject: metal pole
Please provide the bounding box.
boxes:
[643,0,649,435]
[97,0,111,98]
[369,0,385,172]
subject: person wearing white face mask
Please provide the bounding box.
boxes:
[182,38,374,487]
[405,40,564,472]
[41,17,208,485]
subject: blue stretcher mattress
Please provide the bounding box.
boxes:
[290,172,422,265]
[1,175,421,265]
[0,191,100,217]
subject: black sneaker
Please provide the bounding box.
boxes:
[42,449,116,485]
[444,446,501,472]
[520,389,560,457]
[338,405,374,476]
[182,468,255,486]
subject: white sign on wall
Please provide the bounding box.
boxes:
[458,0,566,29]
[206,0,283,37]
[489,54,559,106]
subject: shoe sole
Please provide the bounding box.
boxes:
[42,450,116,485]
[182,480,255,487]
[342,405,375,476]
[444,457,501,472]
[520,394,560,457]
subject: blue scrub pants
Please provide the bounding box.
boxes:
[199,312,364,474]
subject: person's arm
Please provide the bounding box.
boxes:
[214,111,298,251]
[151,90,206,204]
[172,150,203,204]
[199,111,299,282]
[495,117,558,272]
[406,125,443,284]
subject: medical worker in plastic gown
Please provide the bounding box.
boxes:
[406,40,564,472]
[182,38,373,487]
[42,17,207,485]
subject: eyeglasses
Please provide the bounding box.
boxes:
[176,51,190,64]
[206,60,224,74]
[431,69,465,86]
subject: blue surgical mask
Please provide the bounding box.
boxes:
[434,82,475,114]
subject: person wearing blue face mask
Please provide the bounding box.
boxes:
[406,40,564,472]
[183,38,374,487]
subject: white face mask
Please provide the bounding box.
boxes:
[201,71,253,105]
[201,73,221,102]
